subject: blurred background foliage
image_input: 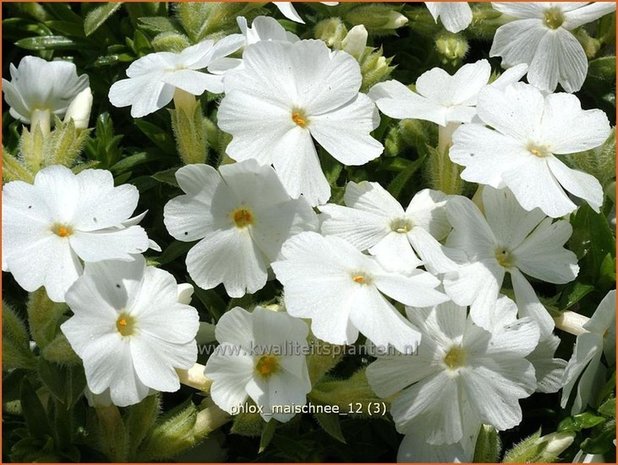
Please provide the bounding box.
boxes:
[2,2,616,462]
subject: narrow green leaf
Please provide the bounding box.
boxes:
[16,35,76,50]
[259,419,277,453]
[84,2,122,36]
[314,412,346,444]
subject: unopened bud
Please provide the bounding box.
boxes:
[345,4,408,33]
[342,25,368,60]
[314,17,347,48]
[435,32,469,65]
[64,87,92,129]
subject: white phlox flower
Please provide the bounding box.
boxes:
[217,39,383,206]
[2,55,89,126]
[527,333,567,394]
[425,2,473,33]
[397,421,478,462]
[2,165,150,302]
[163,160,318,298]
[319,181,459,274]
[238,15,299,45]
[443,186,579,337]
[450,82,611,218]
[60,256,200,407]
[271,231,448,353]
[366,299,540,447]
[491,2,617,92]
[273,2,339,24]
[108,36,244,117]
[561,290,615,414]
[63,87,93,129]
[369,59,528,127]
[204,306,311,422]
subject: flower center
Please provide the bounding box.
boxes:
[443,345,466,370]
[255,354,280,378]
[390,217,413,234]
[291,108,309,128]
[527,143,550,158]
[230,207,254,228]
[116,313,136,337]
[495,247,514,268]
[351,271,372,285]
[543,7,565,29]
[51,223,73,238]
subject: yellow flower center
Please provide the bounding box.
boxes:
[230,207,254,228]
[291,109,309,128]
[52,224,73,238]
[255,354,280,378]
[543,7,565,29]
[495,247,514,268]
[443,345,466,370]
[116,313,136,337]
[351,272,372,285]
[390,218,413,234]
[527,143,550,158]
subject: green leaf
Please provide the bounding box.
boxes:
[84,2,122,36]
[138,398,198,460]
[581,419,616,454]
[37,358,86,408]
[110,151,165,175]
[134,119,177,153]
[2,302,37,370]
[20,378,53,439]
[314,412,346,444]
[152,167,180,187]
[138,16,179,34]
[156,240,194,266]
[387,152,426,198]
[558,282,595,310]
[588,56,616,82]
[473,425,501,462]
[598,397,615,418]
[259,419,277,453]
[15,35,76,50]
[126,394,161,459]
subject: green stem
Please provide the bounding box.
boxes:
[430,122,463,195]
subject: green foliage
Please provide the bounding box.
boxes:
[2,2,616,463]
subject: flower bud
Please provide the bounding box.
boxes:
[64,87,93,129]
[344,4,408,34]
[342,25,368,60]
[435,32,469,66]
[314,17,347,48]
[360,50,394,93]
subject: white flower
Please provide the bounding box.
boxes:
[319,181,458,274]
[204,306,311,422]
[218,39,383,206]
[63,87,93,129]
[528,334,567,394]
[108,37,243,117]
[490,2,616,92]
[271,231,447,352]
[397,426,477,463]
[369,59,528,127]
[238,15,299,45]
[561,290,615,414]
[273,2,339,24]
[60,257,200,407]
[366,300,539,446]
[2,165,150,302]
[450,82,611,217]
[425,2,473,33]
[443,186,579,337]
[2,55,89,124]
[163,160,318,298]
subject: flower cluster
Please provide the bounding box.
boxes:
[2,2,615,463]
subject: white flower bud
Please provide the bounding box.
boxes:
[64,87,92,129]
[342,25,368,60]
